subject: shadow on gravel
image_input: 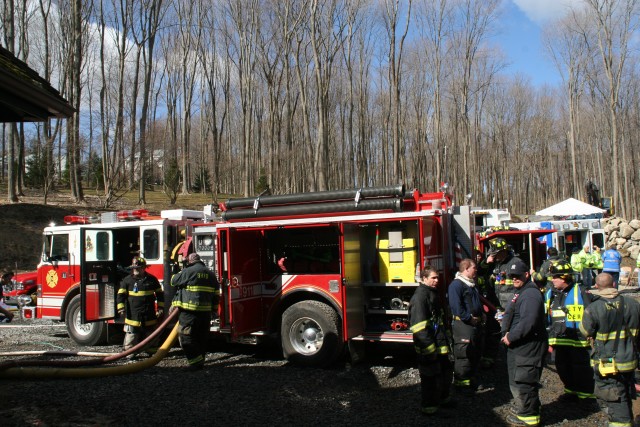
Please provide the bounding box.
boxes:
[541,397,601,425]
[4,332,608,426]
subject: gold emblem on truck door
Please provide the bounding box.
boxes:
[46,270,58,288]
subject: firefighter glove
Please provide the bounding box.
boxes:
[156,308,164,318]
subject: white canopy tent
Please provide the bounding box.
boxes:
[535,197,606,217]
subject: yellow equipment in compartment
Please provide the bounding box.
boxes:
[378,237,416,283]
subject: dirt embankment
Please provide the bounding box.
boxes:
[0,203,81,272]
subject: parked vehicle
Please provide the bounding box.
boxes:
[3,270,37,307]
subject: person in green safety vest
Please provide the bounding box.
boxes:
[592,246,604,275]
[569,248,585,285]
[578,244,594,288]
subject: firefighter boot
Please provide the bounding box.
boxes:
[506,414,539,427]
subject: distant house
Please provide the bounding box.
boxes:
[124,149,166,183]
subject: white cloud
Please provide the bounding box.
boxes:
[512,0,585,25]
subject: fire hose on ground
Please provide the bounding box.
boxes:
[0,309,179,378]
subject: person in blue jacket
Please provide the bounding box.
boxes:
[601,244,622,287]
[448,258,485,390]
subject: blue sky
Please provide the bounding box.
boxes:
[497,0,582,87]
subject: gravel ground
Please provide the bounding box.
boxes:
[0,316,626,427]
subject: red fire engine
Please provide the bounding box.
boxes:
[29,185,551,367]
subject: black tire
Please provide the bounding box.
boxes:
[65,295,108,346]
[281,300,343,367]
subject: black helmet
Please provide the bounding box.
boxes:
[488,237,507,255]
[130,257,147,269]
[549,259,573,276]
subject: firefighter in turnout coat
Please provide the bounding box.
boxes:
[580,273,640,427]
[170,253,220,370]
[501,259,547,427]
[409,267,453,415]
[545,260,594,399]
[480,237,526,310]
[117,257,164,354]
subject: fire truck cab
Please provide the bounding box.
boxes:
[32,209,208,345]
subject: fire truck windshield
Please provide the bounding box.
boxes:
[43,233,70,262]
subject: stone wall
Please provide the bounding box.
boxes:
[602,216,640,267]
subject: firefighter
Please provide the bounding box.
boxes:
[448,258,484,390]
[532,247,562,292]
[170,229,188,274]
[409,267,453,415]
[480,237,524,311]
[476,252,500,369]
[117,257,164,355]
[500,259,547,427]
[170,253,220,370]
[544,260,594,400]
[580,273,640,427]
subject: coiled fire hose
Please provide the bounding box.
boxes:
[0,309,179,378]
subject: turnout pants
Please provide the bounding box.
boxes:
[496,285,515,310]
[594,372,635,427]
[452,319,483,387]
[507,348,543,426]
[123,324,159,353]
[554,346,594,398]
[419,355,453,411]
[178,310,211,367]
[482,315,501,368]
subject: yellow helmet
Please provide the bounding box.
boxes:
[549,259,573,276]
[488,237,507,255]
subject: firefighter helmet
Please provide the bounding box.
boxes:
[187,253,201,265]
[130,257,147,269]
[488,237,507,255]
[549,259,573,276]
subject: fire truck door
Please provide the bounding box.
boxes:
[79,228,118,323]
[342,223,364,338]
[226,228,264,337]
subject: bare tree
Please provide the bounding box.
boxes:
[543,8,591,200]
[309,0,350,191]
[134,0,166,204]
[583,0,639,219]
[381,0,411,184]
[450,0,500,200]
